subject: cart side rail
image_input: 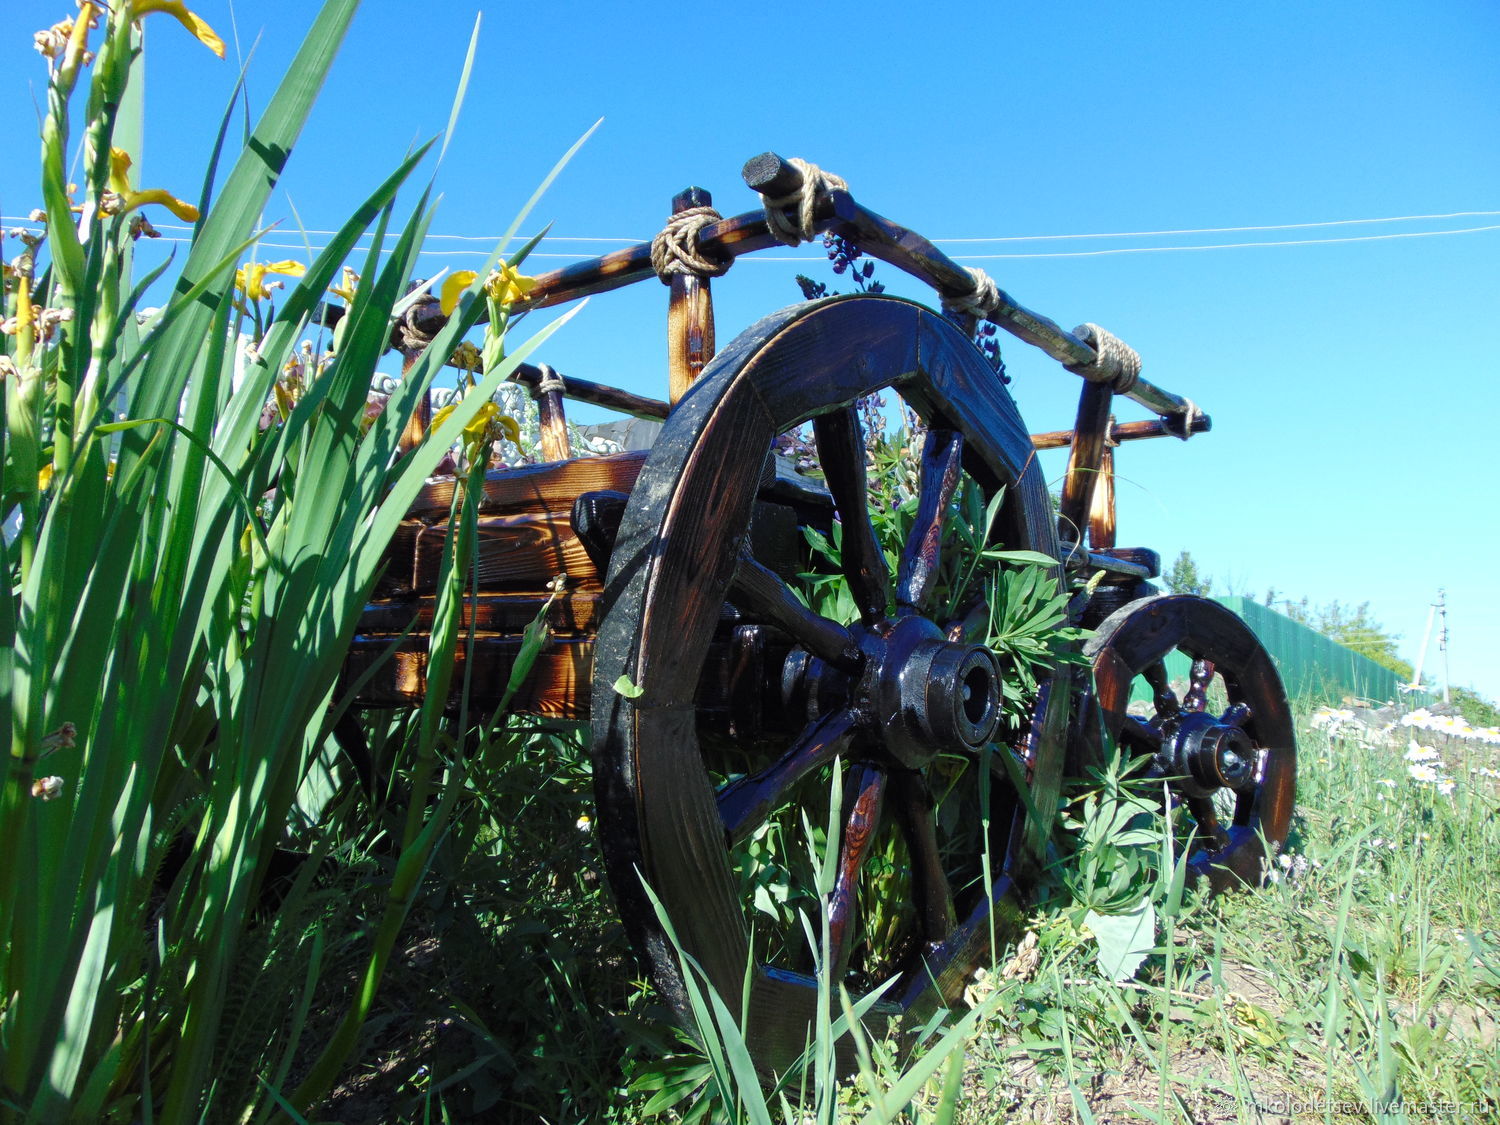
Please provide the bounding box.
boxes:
[401,151,1207,434]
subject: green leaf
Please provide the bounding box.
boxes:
[986,549,1061,567]
[438,14,483,166]
[614,674,646,699]
[1083,900,1156,982]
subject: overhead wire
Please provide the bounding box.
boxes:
[5,211,1498,261]
[129,208,1500,245]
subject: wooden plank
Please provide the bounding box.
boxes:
[357,591,601,636]
[404,449,645,517]
[345,635,593,718]
[383,509,596,594]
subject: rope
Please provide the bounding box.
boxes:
[650,205,731,282]
[537,363,564,399]
[1176,397,1200,440]
[394,293,440,354]
[1069,323,1142,394]
[941,266,1001,320]
[533,363,565,398]
[760,158,848,246]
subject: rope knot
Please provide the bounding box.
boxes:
[533,363,565,398]
[941,267,1002,320]
[760,158,848,246]
[1168,398,1202,440]
[651,205,731,283]
[1069,323,1142,394]
[395,292,440,354]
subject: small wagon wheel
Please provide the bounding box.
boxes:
[1082,594,1297,892]
[590,294,1066,1072]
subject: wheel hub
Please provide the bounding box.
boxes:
[855,615,1002,768]
[1161,711,1257,797]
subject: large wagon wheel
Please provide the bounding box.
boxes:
[590,294,1068,1073]
[1083,594,1297,893]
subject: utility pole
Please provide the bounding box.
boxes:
[1437,588,1450,704]
[1411,593,1438,692]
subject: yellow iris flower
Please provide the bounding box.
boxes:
[127,0,225,58]
[431,398,522,448]
[431,392,522,476]
[106,148,199,222]
[235,259,307,301]
[328,266,360,303]
[438,264,538,317]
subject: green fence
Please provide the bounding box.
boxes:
[1128,596,1413,707]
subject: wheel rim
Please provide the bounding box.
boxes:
[1083,594,1297,893]
[590,295,1065,1071]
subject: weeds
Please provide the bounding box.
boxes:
[0,3,577,1119]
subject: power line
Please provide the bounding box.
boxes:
[931,209,1500,243]
[132,208,1500,244]
[8,214,1499,262]
[943,224,1500,259]
[142,223,642,243]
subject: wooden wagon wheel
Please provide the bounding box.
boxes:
[1082,594,1297,893]
[590,294,1066,1073]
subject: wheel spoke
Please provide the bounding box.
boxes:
[731,555,862,673]
[1088,596,1297,901]
[1120,714,1161,756]
[828,763,888,978]
[890,769,956,947]
[1219,701,1252,729]
[944,596,988,644]
[1187,796,1228,851]
[1142,659,1180,728]
[592,296,1073,1070]
[813,408,892,625]
[718,710,858,846]
[1183,658,1215,712]
[897,429,964,614]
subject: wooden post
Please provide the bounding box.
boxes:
[1087,419,1117,550]
[397,347,431,454]
[666,187,718,406]
[1057,382,1114,548]
[533,364,572,462]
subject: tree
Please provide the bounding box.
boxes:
[1270,594,1500,726]
[1163,551,1211,596]
[1282,599,1409,677]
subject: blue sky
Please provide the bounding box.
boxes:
[4,0,1498,699]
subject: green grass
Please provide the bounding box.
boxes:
[941,705,1500,1125]
[218,698,1494,1125]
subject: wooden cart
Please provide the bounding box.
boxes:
[342,153,1297,1071]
